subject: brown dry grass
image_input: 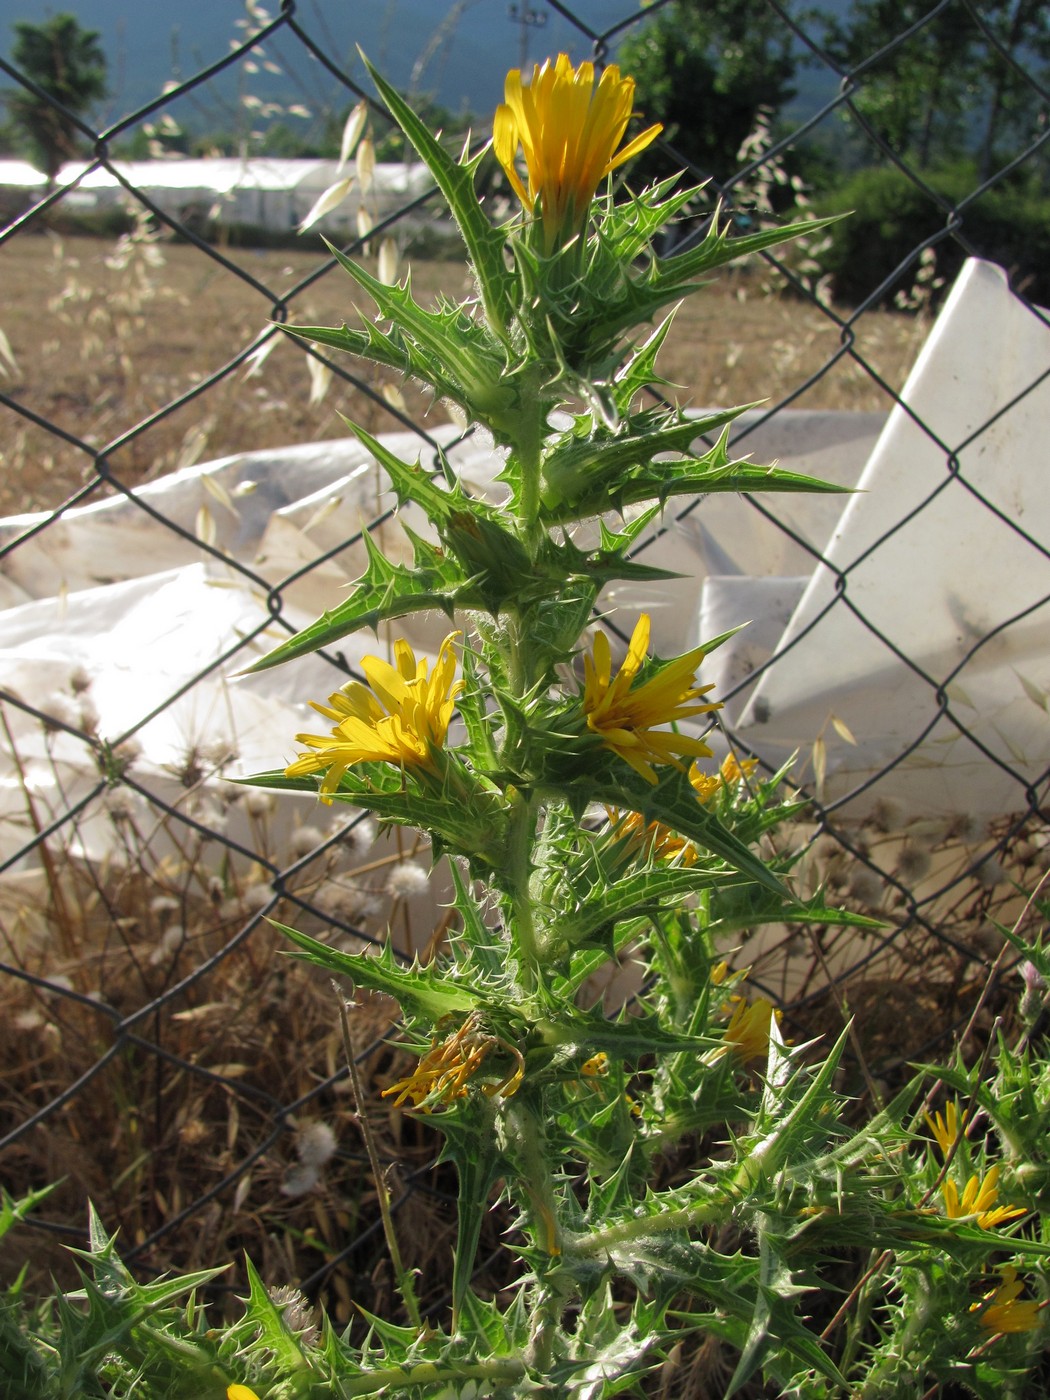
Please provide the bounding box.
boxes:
[0,712,463,1320]
[1,702,1040,1319]
[0,231,926,518]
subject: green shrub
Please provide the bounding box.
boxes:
[815,162,1050,309]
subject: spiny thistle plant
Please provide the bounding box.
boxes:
[3,54,1049,1400]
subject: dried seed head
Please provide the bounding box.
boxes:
[243,789,276,819]
[386,861,430,898]
[103,786,135,822]
[296,1121,337,1169]
[848,867,883,907]
[78,697,100,735]
[111,737,141,771]
[897,843,931,883]
[947,812,987,845]
[975,856,1005,889]
[269,1284,318,1342]
[39,691,81,730]
[290,825,326,859]
[868,797,905,835]
[280,1163,320,1197]
[242,881,275,912]
[149,925,185,965]
[339,817,377,856]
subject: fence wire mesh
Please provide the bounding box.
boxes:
[1,0,1049,1320]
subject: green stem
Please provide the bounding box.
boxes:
[512,370,546,555]
[506,786,541,993]
[503,1100,565,1371]
[860,1268,932,1398]
[573,1195,725,1256]
[339,1357,527,1397]
[506,612,527,697]
[338,998,422,1331]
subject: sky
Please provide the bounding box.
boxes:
[1,1,637,136]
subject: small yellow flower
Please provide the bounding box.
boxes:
[228,1386,262,1400]
[723,996,778,1065]
[582,614,720,784]
[286,633,463,801]
[941,1165,1026,1230]
[382,1012,524,1109]
[690,769,721,803]
[604,806,697,865]
[493,53,662,249]
[973,1265,1041,1334]
[690,753,759,804]
[926,1099,967,1158]
[580,1051,609,1078]
[720,753,759,786]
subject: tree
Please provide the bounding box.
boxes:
[821,0,1050,176]
[617,0,797,184]
[821,0,980,170]
[5,14,107,179]
[972,0,1050,181]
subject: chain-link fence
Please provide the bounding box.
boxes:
[1,0,1049,1321]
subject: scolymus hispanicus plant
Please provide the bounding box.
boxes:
[225,54,1049,1399]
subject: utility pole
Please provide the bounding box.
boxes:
[507,4,548,71]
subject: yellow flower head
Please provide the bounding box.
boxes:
[382,1012,523,1110]
[582,614,720,784]
[580,1051,609,1078]
[925,1099,967,1158]
[493,53,662,249]
[973,1265,1041,1334]
[604,805,697,865]
[723,996,778,1065]
[941,1165,1026,1231]
[720,752,759,786]
[690,752,760,804]
[286,633,463,802]
[228,1387,262,1400]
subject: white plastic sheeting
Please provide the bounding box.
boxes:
[732,259,1050,819]
[1,257,1046,878]
[44,158,436,233]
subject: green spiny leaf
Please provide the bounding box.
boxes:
[725,1216,848,1396]
[346,420,471,527]
[270,922,481,1020]
[544,863,741,955]
[599,767,789,895]
[435,1100,508,1326]
[244,529,467,673]
[651,212,846,296]
[242,1255,311,1374]
[361,54,515,339]
[281,318,464,411]
[539,404,752,514]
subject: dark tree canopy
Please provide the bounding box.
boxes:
[5,13,107,178]
[821,0,1050,175]
[617,0,797,184]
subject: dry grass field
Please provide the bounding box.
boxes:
[0,230,927,517]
